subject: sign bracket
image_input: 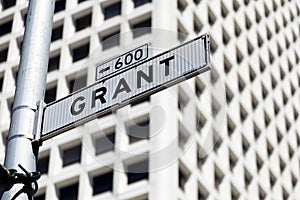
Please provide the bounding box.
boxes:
[33,100,46,144]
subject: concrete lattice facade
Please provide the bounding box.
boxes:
[0,0,300,199]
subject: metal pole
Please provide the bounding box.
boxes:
[0,0,55,199]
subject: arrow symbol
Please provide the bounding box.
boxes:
[98,66,110,74]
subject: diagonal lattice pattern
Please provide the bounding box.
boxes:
[0,0,299,199]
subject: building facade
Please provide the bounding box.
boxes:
[0,0,300,199]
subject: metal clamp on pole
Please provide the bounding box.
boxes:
[0,164,41,199]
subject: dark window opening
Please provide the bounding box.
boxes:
[198,184,209,200]
[0,19,13,37]
[133,0,151,7]
[59,183,78,200]
[74,13,92,32]
[48,55,60,72]
[18,38,23,52]
[54,0,66,13]
[95,133,115,155]
[103,2,121,20]
[1,132,8,149]
[214,165,224,190]
[12,68,18,83]
[22,11,27,26]
[130,96,150,106]
[72,43,89,62]
[44,86,57,104]
[78,0,88,3]
[178,0,187,12]
[127,159,149,184]
[68,74,87,93]
[179,167,188,191]
[37,155,49,175]
[62,144,81,167]
[0,47,8,63]
[101,30,120,50]
[132,18,151,38]
[7,99,14,114]
[127,120,149,143]
[1,0,16,10]
[92,171,113,195]
[34,193,45,200]
[51,25,63,42]
[0,75,3,92]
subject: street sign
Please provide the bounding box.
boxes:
[96,44,149,81]
[41,34,210,141]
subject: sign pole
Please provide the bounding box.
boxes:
[0,0,54,199]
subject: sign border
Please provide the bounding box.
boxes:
[41,34,210,141]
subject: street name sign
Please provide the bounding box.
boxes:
[41,34,210,141]
[96,44,149,81]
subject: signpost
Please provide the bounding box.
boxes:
[41,34,210,141]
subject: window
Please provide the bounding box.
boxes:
[100,29,120,50]
[133,0,151,7]
[44,85,57,104]
[127,159,149,184]
[214,164,224,190]
[17,37,23,52]
[12,67,18,83]
[37,155,49,175]
[127,120,149,143]
[67,74,87,93]
[197,145,207,170]
[195,79,205,97]
[178,0,187,12]
[95,132,115,155]
[0,47,8,63]
[51,24,63,42]
[198,182,209,200]
[179,166,189,191]
[0,74,4,92]
[177,21,188,42]
[244,167,252,189]
[178,91,188,112]
[221,1,229,18]
[196,112,207,133]
[231,184,240,200]
[48,54,60,72]
[54,0,66,13]
[92,171,113,195]
[194,14,203,34]
[103,2,121,20]
[229,149,238,171]
[78,0,87,3]
[71,42,89,62]
[59,182,78,200]
[34,193,45,200]
[22,10,28,26]
[74,13,92,32]
[256,153,263,172]
[7,98,14,114]
[62,144,81,167]
[132,18,151,38]
[208,7,216,25]
[130,96,150,106]
[1,0,16,9]
[0,19,12,37]
[1,131,8,149]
